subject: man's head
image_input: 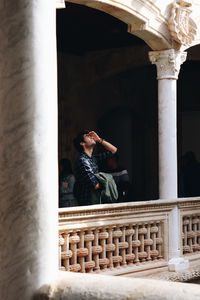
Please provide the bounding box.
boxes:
[73,131,96,153]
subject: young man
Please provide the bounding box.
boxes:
[73,130,117,206]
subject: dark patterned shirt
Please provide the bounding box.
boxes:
[74,151,113,205]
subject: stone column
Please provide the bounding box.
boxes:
[149,49,187,199]
[0,1,58,300]
[167,204,189,272]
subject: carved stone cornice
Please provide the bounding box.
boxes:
[56,0,65,9]
[168,0,197,47]
[59,202,174,222]
[148,49,187,80]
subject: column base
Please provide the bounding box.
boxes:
[168,257,189,272]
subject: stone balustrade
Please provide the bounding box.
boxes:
[182,215,200,254]
[58,198,200,275]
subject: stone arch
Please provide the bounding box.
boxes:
[60,0,200,51]
[66,0,172,50]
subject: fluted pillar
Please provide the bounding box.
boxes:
[0,1,58,299]
[149,49,187,199]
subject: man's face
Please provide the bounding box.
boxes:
[83,133,96,147]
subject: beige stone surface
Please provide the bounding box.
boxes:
[34,271,200,299]
[145,265,200,282]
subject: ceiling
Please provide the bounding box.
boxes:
[56,3,145,55]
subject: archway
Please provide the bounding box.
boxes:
[56,3,161,205]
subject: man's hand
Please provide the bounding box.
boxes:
[89,130,117,154]
[89,131,101,143]
[94,183,100,190]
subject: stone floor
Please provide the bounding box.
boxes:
[140,265,200,283]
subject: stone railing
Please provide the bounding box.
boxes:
[177,199,200,257]
[58,198,200,275]
[182,214,200,255]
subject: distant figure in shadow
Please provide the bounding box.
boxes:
[181,151,200,197]
[105,153,132,202]
[59,158,77,207]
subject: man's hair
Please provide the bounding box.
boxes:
[73,130,89,153]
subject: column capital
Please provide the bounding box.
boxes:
[149,49,187,80]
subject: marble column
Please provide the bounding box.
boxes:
[149,49,187,199]
[0,1,58,300]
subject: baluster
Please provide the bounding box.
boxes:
[92,228,101,272]
[113,226,122,268]
[157,222,163,259]
[198,217,200,248]
[189,216,193,253]
[106,226,115,270]
[69,231,81,272]
[193,217,197,251]
[192,217,199,252]
[126,225,135,266]
[62,233,72,271]
[77,230,88,273]
[119,226,128,267]
[150,223,159,260]
[85,230,95,273]
[133,224,140,265]
[99,228,109,271]
[183,218,190,254]
[183,217,187,253]
[138,224,147,262]
[145,223,152,261]
[58,233,65,270]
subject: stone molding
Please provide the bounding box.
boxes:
[56,0,65,8]
[168,0,197,47]
[149,49,187,80]
[59,198,200,221]
[59,205,173,223]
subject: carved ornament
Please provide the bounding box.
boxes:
[149,49,187,80]
[168,0,197,46]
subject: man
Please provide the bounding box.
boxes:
[73,130,117,206]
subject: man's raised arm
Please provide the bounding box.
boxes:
[89,131,117,154]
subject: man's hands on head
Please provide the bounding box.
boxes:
[89,131,101,143]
